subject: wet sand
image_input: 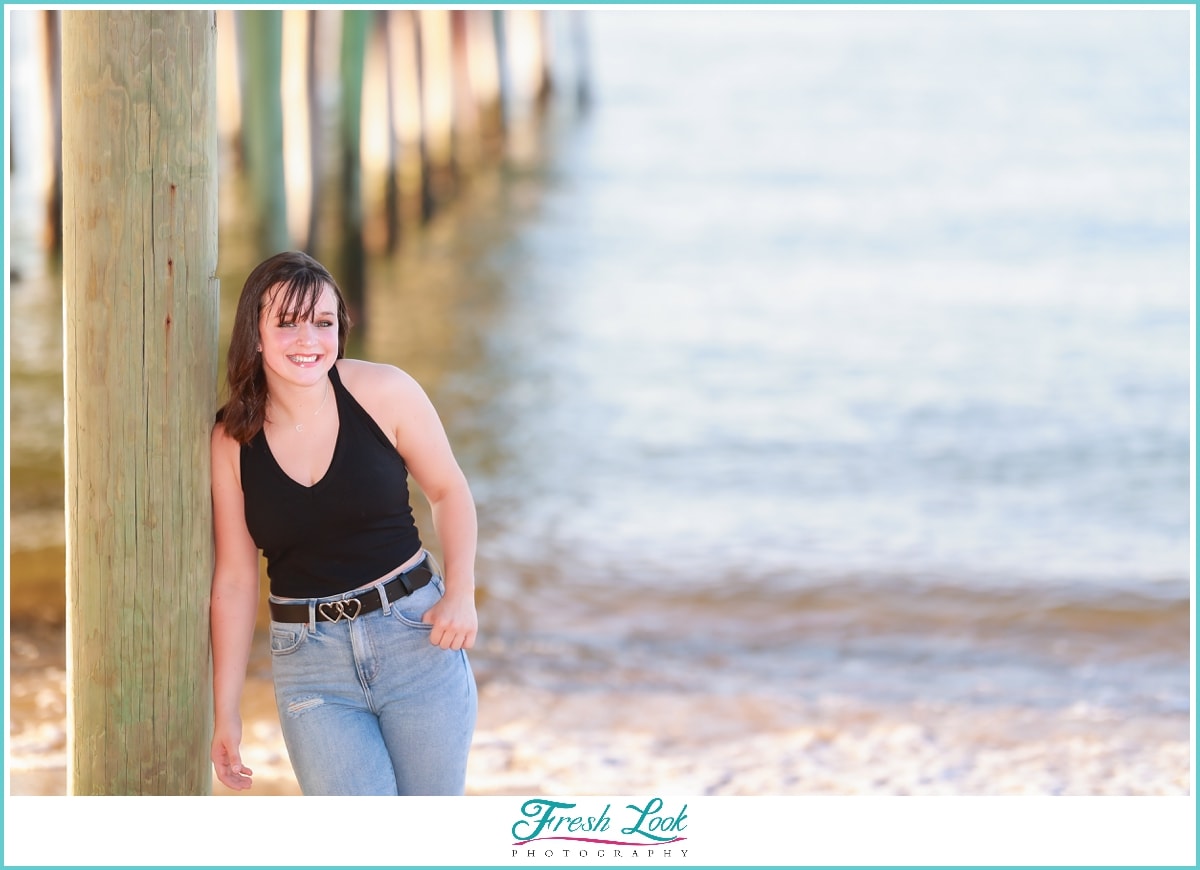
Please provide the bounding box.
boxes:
[8,622,1189,797]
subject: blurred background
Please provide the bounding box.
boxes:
[7,8,1193,795]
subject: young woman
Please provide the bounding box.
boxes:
[209,251,478,795]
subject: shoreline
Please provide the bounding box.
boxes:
[9,622,1190,797]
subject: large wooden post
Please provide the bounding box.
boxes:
[62,10,218,795]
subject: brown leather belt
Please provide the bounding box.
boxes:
[268,558,434,623]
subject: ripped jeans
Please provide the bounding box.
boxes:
[268,571,477,795]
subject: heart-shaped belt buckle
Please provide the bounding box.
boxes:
[318,597,363,622]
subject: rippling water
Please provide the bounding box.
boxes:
[8,9,1192,757]
[428,10,1192,715]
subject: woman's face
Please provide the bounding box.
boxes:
[257,282,340,388]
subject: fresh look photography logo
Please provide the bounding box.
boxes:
[511,798,690,860]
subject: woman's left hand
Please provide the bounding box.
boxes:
[423,588,478,651]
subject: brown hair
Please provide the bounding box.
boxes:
[217,251,352,445]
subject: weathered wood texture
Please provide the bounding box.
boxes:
[62,10,218,795]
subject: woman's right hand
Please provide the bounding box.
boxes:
[211,719,254,791]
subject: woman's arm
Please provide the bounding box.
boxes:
[343,360,479,651]
[209,423,261,790]
[397,371,479,651]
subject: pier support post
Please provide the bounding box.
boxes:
[62,10,218,795]
[238,10,290,255]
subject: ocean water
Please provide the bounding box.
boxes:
[398,10,1193,715]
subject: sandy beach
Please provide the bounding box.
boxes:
[9,621,1189,797]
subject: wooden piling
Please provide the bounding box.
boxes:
[466,11,503,150]
[238,10,289,255]
[535,10,554,111]
[44,10,64,254]
[571,11,593,113]
[449,10,481,176]
[338,9,370,328]
[379,10,403,252]
[281,9,314,250]
[411,10,436,224]
[491,10,511,135]
[62,10,218,795]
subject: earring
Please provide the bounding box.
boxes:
[256,345,262,352]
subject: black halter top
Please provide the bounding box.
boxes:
[240,365,422,598]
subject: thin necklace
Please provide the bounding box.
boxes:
[284,380,330,433]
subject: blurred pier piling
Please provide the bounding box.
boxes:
[10,9,588,315]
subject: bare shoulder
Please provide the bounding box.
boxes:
[336,357,417,389]
[335,359,432,441]
[335,358,425,402]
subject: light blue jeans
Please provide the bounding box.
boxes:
[268,568,477,795]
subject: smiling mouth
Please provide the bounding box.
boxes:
[288,354,320,364]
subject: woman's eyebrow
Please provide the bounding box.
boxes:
[277,307,335,320]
